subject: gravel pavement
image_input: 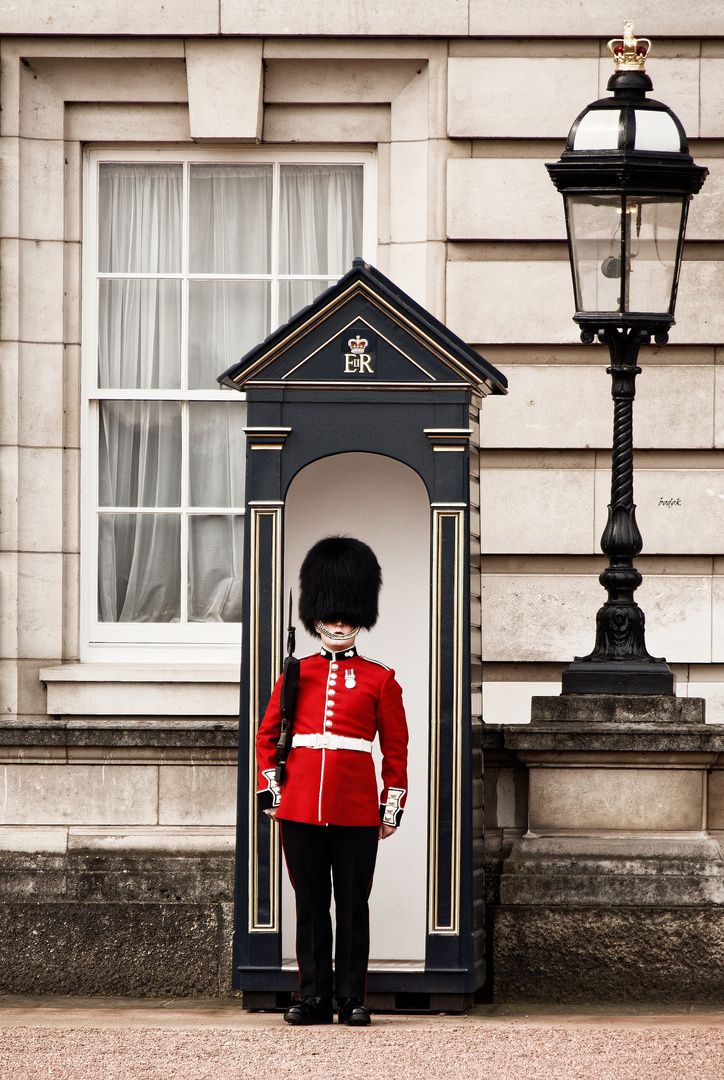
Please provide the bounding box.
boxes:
[2,999,724,1080]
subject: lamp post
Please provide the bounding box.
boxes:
[546,23,708,695]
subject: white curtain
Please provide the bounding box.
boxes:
[98,513,181,623]
[279,164,363,275]
[98,401,182,622]
[96,161,362,625]
[189,164,272,274]
[188,164,273,388]
[188,279,269,389]
[98,163,185,622]
[278,164,363,322]
[99,279,181,389]
[187,402,245,623]
[99,163,182,274]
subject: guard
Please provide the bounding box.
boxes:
[256,537,409,1026]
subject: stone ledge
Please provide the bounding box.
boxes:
[0,826,236,857]
[39,665,239,683]
[481,724,506,751]
[0,719,238,749]
[532,695,706,725]
[0,851,235,903]
[500,835,724,906]
[504,724,724,754]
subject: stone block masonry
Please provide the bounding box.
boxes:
[483,696,724,1004]
[0,722,237,997]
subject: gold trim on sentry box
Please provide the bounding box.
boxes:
[428,507,464,936]
[248,504,283,933]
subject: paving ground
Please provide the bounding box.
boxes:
[2,997,724,1080]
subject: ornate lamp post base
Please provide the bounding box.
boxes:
[562,660,674,695]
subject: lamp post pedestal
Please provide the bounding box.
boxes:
[490,693,724,1006]
[562,326,674,696]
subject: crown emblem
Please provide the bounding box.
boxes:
[347,335,368,354]
[608,21,651,72]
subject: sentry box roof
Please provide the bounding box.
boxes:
[218,259,507,398]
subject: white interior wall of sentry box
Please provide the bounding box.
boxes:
[283,452,430,962]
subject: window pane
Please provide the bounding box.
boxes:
[279,280,335,326]
[188,279,270,388]
[189,402,246,507]
[279,165,363,276]
[98,513,180,622]
[188,515,244,622]
[189,164,272,274]
[98,163,182,274]
[99,279,181,389]
[99,401,182,508]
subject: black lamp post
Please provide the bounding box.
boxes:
[546,23,708,695]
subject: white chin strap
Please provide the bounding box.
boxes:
[315,621,360,642]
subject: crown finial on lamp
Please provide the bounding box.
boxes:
[607,21,651,72]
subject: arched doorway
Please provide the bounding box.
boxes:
[283,452,430,963]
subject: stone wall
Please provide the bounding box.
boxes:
[0,721,237,996]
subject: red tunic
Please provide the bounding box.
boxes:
[256,646,408,828]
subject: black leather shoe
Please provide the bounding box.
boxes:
[284,997,334,1025]
[337,998,371,1026]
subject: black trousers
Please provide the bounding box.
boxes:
[280,820,379,1001]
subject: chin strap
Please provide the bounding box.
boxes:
[314,621,360,642]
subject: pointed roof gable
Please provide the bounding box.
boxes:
[218,260,507,396]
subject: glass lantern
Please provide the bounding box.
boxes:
[547,23,707,332]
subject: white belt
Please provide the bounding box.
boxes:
[291,733,373,753]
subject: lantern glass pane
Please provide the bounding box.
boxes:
[633,110,681,153]
[571,109,621,151]
[625,196,685,316]
[566,195,623,314]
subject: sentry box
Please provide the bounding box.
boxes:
[218,261,507,1011]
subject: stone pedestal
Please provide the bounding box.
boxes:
[490,695,724,1004]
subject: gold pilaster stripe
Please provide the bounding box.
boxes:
[428,507,464,936]
[248,504,283,933]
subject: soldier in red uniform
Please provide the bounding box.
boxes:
[256,537,408,1027]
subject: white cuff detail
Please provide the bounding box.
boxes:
[382,787,405,827]
[261,769,282,807]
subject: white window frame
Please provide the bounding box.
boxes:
[81,146,376,663]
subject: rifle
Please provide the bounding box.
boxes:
[274,591,300,786]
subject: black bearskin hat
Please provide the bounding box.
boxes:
[299,536,382,636]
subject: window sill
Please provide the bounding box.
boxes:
[40,663,240,718]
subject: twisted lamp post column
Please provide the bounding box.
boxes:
[575,330,661,660]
